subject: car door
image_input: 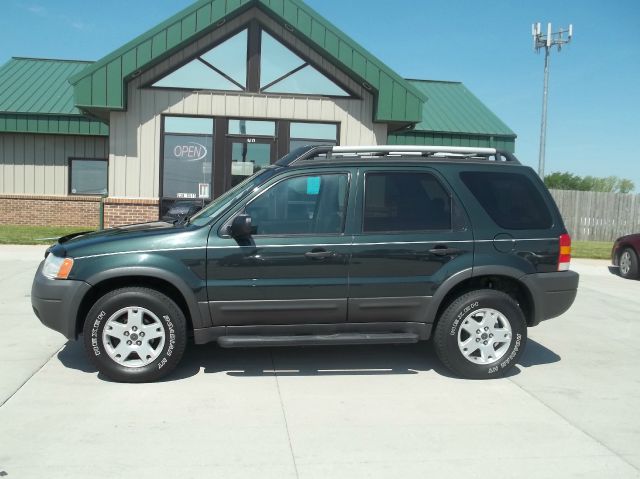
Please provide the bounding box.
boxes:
[347,167,474,322]
[206,168,355,326]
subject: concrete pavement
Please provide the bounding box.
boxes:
[0,247,638,478]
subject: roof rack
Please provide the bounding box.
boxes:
[332,145,498,155]
[277,145,519,166]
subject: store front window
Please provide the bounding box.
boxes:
[161,116,214,218]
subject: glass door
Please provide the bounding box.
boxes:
[228,139,274,188]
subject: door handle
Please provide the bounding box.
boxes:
[429,245,463,256]
[305,249,335,260]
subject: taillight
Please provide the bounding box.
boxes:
[558,233,571,271]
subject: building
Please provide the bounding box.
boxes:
[0,0,516,228]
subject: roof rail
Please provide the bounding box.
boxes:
[332,145,498,155]
[276,144,519,166]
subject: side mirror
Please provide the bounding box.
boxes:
[228,214,254,238]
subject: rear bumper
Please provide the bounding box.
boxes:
[521,270,579,326]
[31,261,91,340]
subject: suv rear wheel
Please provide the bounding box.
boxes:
[434,289,527,379]
[83,287,187,382]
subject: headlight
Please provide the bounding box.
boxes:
[42,255,74,279]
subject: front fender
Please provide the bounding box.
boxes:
[74,253,210,329]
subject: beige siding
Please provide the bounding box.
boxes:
[0,133,108,196]
[109,9,387,199]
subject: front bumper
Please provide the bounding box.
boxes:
[521,270,579,326]
[31,261,91,340]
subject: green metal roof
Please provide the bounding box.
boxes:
[0,58,108,136]
[69,0,426,124]
[406,79,515,137]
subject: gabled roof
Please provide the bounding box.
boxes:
[0,58,108,136]
[406,79,515,137]
[69,0,426,124]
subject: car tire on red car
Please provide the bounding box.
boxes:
[619,247,639,280]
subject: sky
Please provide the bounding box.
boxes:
[2,0,639,191]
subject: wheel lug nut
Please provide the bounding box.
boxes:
[124,331,129,336]
[483,341,487,345]
[126,340,132,345]
[139,332,145,337]
[484,327,489,331]
[132,326,138,332]
[136,341,142,345]
[476,329,481,334]
[475,338,480,342]
[489,334,493,338]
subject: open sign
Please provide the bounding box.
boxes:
[173,142,208,161]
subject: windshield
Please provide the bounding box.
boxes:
[189,168,276,226]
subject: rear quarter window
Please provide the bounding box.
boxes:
[460,171,552,230]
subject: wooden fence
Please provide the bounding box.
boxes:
[549,189,640,242]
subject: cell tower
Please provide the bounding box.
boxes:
[532,22,573,178]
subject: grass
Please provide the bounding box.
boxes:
[572,241,613,260]
[0,225,94,245]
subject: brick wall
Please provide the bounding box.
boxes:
[103,198,159,228]
[0,194,101,227]
[0,195,160,228]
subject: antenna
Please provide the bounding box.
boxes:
[531,21,574,178]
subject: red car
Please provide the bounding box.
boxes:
[612,234,640,279]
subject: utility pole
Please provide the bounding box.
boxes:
[532,22,573,178]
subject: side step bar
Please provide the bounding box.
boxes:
[217,332,419,348]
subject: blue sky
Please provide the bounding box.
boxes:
[2,0,639,190]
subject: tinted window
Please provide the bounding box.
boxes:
[245,174,348,235]
[363,172,452,232]
[460,171,552,230]
[69,159,108,195]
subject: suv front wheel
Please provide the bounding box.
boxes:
[83,287,187,382]
[434,289,527,379]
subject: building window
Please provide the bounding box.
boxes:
[289,122,338,151]
[69,159,108,195]
[228,119,276,137]
[259,31,349,96]
[153,29,248,91]
[162,116,214,200]
[150,23,353,97]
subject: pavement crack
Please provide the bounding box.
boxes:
[508,376,639,473]
[0,345,61,408]
[270,351,300,479]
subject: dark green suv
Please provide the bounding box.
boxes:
[31,145,579,382]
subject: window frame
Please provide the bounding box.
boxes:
[143,20,358,100]
[68,157,109,196]
[220,171,352,238]
[360,169,455,234]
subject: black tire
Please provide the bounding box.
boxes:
[433,289,527,379]
[83,287,187,383]
[619,247,639,280]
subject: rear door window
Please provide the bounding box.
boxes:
[363,172,452,232]
[460,171,552,230]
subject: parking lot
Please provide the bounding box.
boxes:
[0,245,638,479]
